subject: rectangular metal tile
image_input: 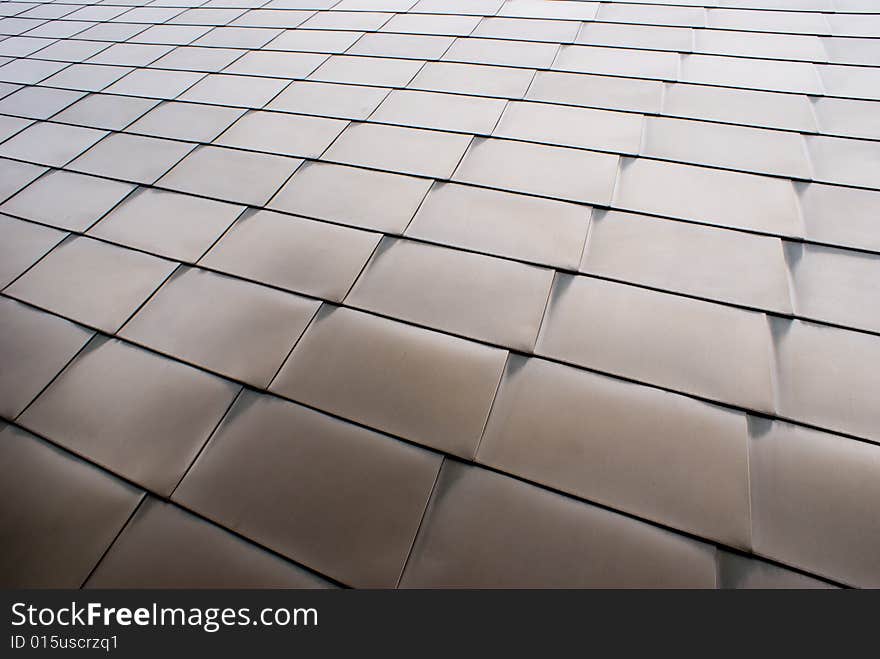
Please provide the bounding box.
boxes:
[526,70,664,114]
[346,237,554,350]
[120,267,321,387]
[612,157,803,237]
[708,8,830,34]
[680,53,823,94]
[400,461,717,588]
[104,68,206,99]
[381,12,481,35]
[411,0,502,15]
[0,86,85,119]
[270,305,508,458]
[267,80,390,119]
[169,8,247,25]
[0,297,93,419]
[772,319,880,443]
[819,63,880,101]
[127,100,245,142]
[824,36,880,66]
[149,45,246,72]
[788,243,880,333]
[0,425,142,588]
[6,235,177,333]
[596,3,705,27]
[370,89,506,134]
[19,336,240,495]
[42,63,135,91]
[798,182,880,252]
[193,26,282,48]
[323,122,472,178]
[452,136,619,205]
[174,390,442,587]
[308,54,423,86]
[178,72,290,108]
[1,170,134,232]
[479,355,751,547]
[441,37,559,68]
[266,28,364,53]
[662,83,817,132]
[346,32,454,60]
[229,8,315,28]
[86,498,332,588]
[0,57,69,83]
[0,158,46,202]
[498,0,598,20]
[581,210,793,313]
[214,110,348,158]
[0,213,67,288]
[811,96,880,140]
[300,10,392,31]
[69,133,195,184]
[76,24,146,43]
[0,121,107,167]
[200,208,381,301]
[221,50,328,78]
[128,24,212,44]
[577,22,693,52]
[493,100,643,154]
[53,93,160,131]
[750,419,880,587]
[806,134,880,189]
[472,17,579,43]
[88,187,244,262]
[157,144,302,206]
[537,274,776,412]
[694,29,827,61]
[28,39,111,63]
[87,43,174,66]
[408,60,534,98]
[553,44,680,80]
[405,181,590,270]
[642,116,812,179]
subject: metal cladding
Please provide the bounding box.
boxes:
[1,0,879,589]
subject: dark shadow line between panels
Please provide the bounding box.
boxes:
[7,1,880,29]
[10,239,880,433]
[6,282,880,465]
[9,51,880,142]
[0,414,352,590]
[7,192,880,372]
[9,11,880,67]
[263,300,323,393]
[7,89,880,199]
[4,149,880,342]
[167,386,246,498]
[2,86,876,276]
[394,456,445,589]
[335,232,385,306]
[7,320,96,424]
[3,110,876,265]
[4,113,880,255]
[0,226,68,293]
[78,495,148,590]
[9,33,880,105]
[0,406,849,591]
[472,351,512,459]
[4,156,880,368]
[394,163,439,236]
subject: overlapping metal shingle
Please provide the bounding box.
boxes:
[1,0,879,589]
